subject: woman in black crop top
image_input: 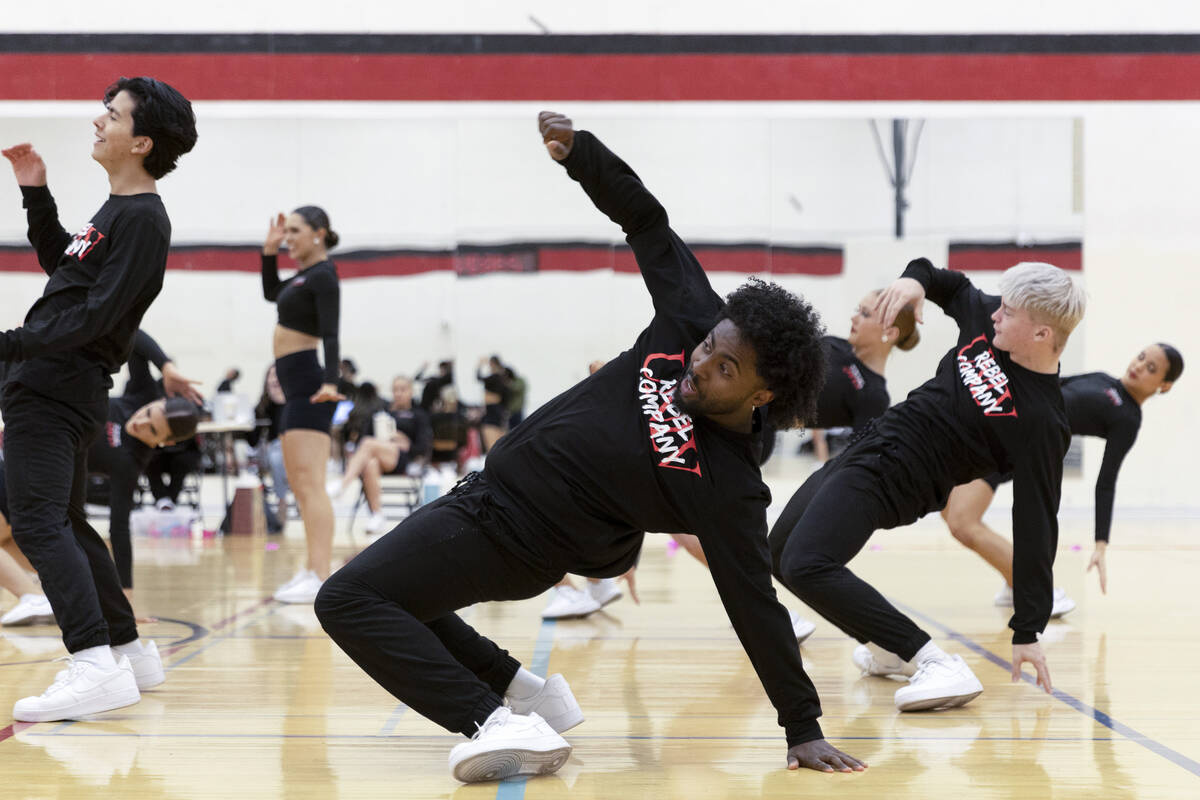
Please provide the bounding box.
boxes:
[942,342,1183,609]
[476,355,512,451]
[261,205,344,604]
[810,290,920,462]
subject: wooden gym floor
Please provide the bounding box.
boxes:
[2,468,1198,799]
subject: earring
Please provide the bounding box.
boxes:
[313,238,321,245]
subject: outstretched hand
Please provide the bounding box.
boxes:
[310,383,345,404]
[1,143,47,186]
[538,111,575,161]
[161,362,205,406]
[617,566,639,605]
[873,277,925,331]
[1012,641,1053,694]
[1087,541,1108,594]
[787,739,867,773]
[263,212,286,255]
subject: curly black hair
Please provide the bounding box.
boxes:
[104,77,198,180]
[715,277,826,429]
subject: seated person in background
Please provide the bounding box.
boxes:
[216,367,240,394]
[343,381,387,450]
[328,375,433,534]
[430,385,470,472]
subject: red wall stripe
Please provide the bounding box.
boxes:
[2,53,1200,101]
[948,246,1082,271]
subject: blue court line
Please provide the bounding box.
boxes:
[495,617,557,800]
[895,601,1200,779]
[379,704,408,735]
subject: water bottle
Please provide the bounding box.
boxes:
[421,466,441,507]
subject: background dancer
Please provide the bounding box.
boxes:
[261,206,343,603]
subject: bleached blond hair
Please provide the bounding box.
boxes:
[999,262,1087,352]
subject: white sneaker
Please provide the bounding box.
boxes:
[125,640,165,690]
[274,570,323,604]
[789,610,816,644]
[448,706,571,783]
[506,673,585,734]
[326,479,345,500]
[586,578,621,609]
[994,584,1076,618]
[155,497,175,512]
[893,655,983,712]
[541,586,601,620]
[1,593,55,626]
[364,511,388,535]
[852,643,917,677]
[13,655,141,722]
[1050,588,1076,619]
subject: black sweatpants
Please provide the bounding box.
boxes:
[1,384,138,652]
[315,474,564,737]
[768,437,933,662]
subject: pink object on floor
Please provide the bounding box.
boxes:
[265,542,280,551]
[666,539,679,556]
[1070,544,1082,551]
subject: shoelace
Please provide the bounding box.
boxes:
[469,706,512,741]
[907,656,953,684]
[45,656,87,695]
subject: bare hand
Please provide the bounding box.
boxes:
[310,383,345,404]
[538,111,575,161]
[1012,642,1052,694]
[1087,542,1108,594]
[161,362,205,406]
[618,566,639,605]
[787,739,867,773]
[263,212,286,255]
[873,277,926,331]
[2,143,47,186]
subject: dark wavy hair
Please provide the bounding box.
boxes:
[164,397,201,442]
[715,277,826,429]
[104,77,197,180]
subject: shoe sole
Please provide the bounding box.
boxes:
[451,744,571,783]
[1050,602,1077,619]
[134,669,166,691]
[595,592,622,608]
[0,613,56,627]
[13,685,141,722]
[540,607,600,620]
[896,688,983,712]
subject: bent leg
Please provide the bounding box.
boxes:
[942,480,1013,585]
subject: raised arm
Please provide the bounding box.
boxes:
[0,213,167,362]
[261,213,286,301]
[875,257,984,332]
[540,111,721,324]
[128,329,204,405]
[3,144,70,275]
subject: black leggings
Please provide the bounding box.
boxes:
[768,439,933,662]
[1,384,137,652]
[315,474,564,737]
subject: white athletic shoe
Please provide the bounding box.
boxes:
[506,673,585,734]
[541,586,601,620]
[364,511,388,535]
[789,610,816,644]
[448,706,572,783]
[326,479,345,500]
[1,593,55,627]
[586,578,622,609]
[125,640,166,691]
[13,655,141,722]
[994,585,1076,618]
[893,654,983,712]
[274,569,323,604]
[852,643,917,677]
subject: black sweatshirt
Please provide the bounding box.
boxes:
[391,406,434,462]
[261,254,340,384]
[814,335,889,429]
[477,369,512,405]
[873,258,1069,643]
[0,186,170,403]
[1060,372,1141,543]
[483,130,824,747]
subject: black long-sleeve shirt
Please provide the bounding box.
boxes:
[0,186,170,403]
[261,254,340,384]
[476,369,511,405]
[391,405,434,461]
[121,329,170,408]
[1060,372,1141,543]
[482,130,823,747]
[874,258,1069,643]
[814,335,889,429]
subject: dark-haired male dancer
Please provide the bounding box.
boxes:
[1,76,197,721]
[316,112,866,784]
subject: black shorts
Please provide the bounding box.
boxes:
[389,451,412,476]
[983,471,1014,491]
[276,351,336,434]
[482,403,509,428]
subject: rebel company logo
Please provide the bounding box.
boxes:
[957,334,1017,417]
[1105,388,1123,407]
[63,222,105,260]
[106,422,122,448]
[842,364,866,390]
[639,351,701,475]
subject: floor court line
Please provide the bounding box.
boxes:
[495,617,557,800]
[895,600,1200,780]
